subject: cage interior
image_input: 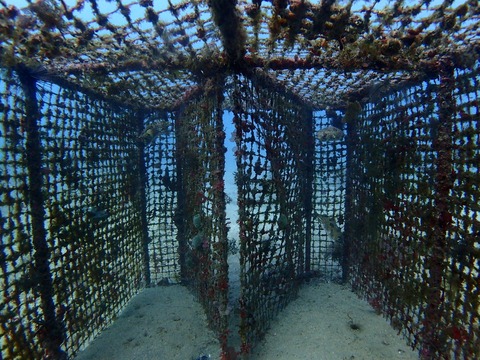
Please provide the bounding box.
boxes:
[0,0,479,359]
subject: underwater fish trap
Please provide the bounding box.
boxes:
[0,0,479,359]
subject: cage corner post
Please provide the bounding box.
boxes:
[211,82,231,354]
[18,66,67,360]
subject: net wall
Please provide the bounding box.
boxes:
[231,75,313,352]
[1,59,480,360]
[175,79,230,351]
[1,70,44,359]
[144,111,180,285]
[311,111,347,281]
[1,69,147,358]
[347,61,480,359]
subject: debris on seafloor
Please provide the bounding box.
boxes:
[316,125,344,141]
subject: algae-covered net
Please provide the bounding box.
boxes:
[0,0,479,359]
[1,0,478,109]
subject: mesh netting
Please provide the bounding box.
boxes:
[1,0,480,359]
[1,70,45,359]
[175,79,230,349]
[1,0,478,110]
[38,79,146,356]
[347,60,480,359]
[144,110,180,285]
[230,75,312,350]
[1,69,146,358]
[311,110,347,281]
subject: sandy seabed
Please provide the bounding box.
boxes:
[75,280,418,360]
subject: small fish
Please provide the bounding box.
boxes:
[277,213,288,230]
[316,213,342,241]
[342,101,362,124]
[316,213,344,262]
[368,81,389,102]
[316,126,344,142]
[138,121,170,145]
[191,232,205,250]
[194,355,210,360]
[192,213,202,229]
[86,206,109,221]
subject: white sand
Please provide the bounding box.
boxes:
[250,281,418,360]
[74,281,418,360]
[74,286,221,360]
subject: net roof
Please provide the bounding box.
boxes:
[0,0,479,110]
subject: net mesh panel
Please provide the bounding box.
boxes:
[1,0,480,359]
[347,62,480,359]
[449,64,480,358]
[311,111,347,281]
[231,75,312,351]
[175,80,230,351]
[144,111,180,285]
[0,71,44,359]
[2,0,477,110]
[0,69,147,358]
[37,80,146,355]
